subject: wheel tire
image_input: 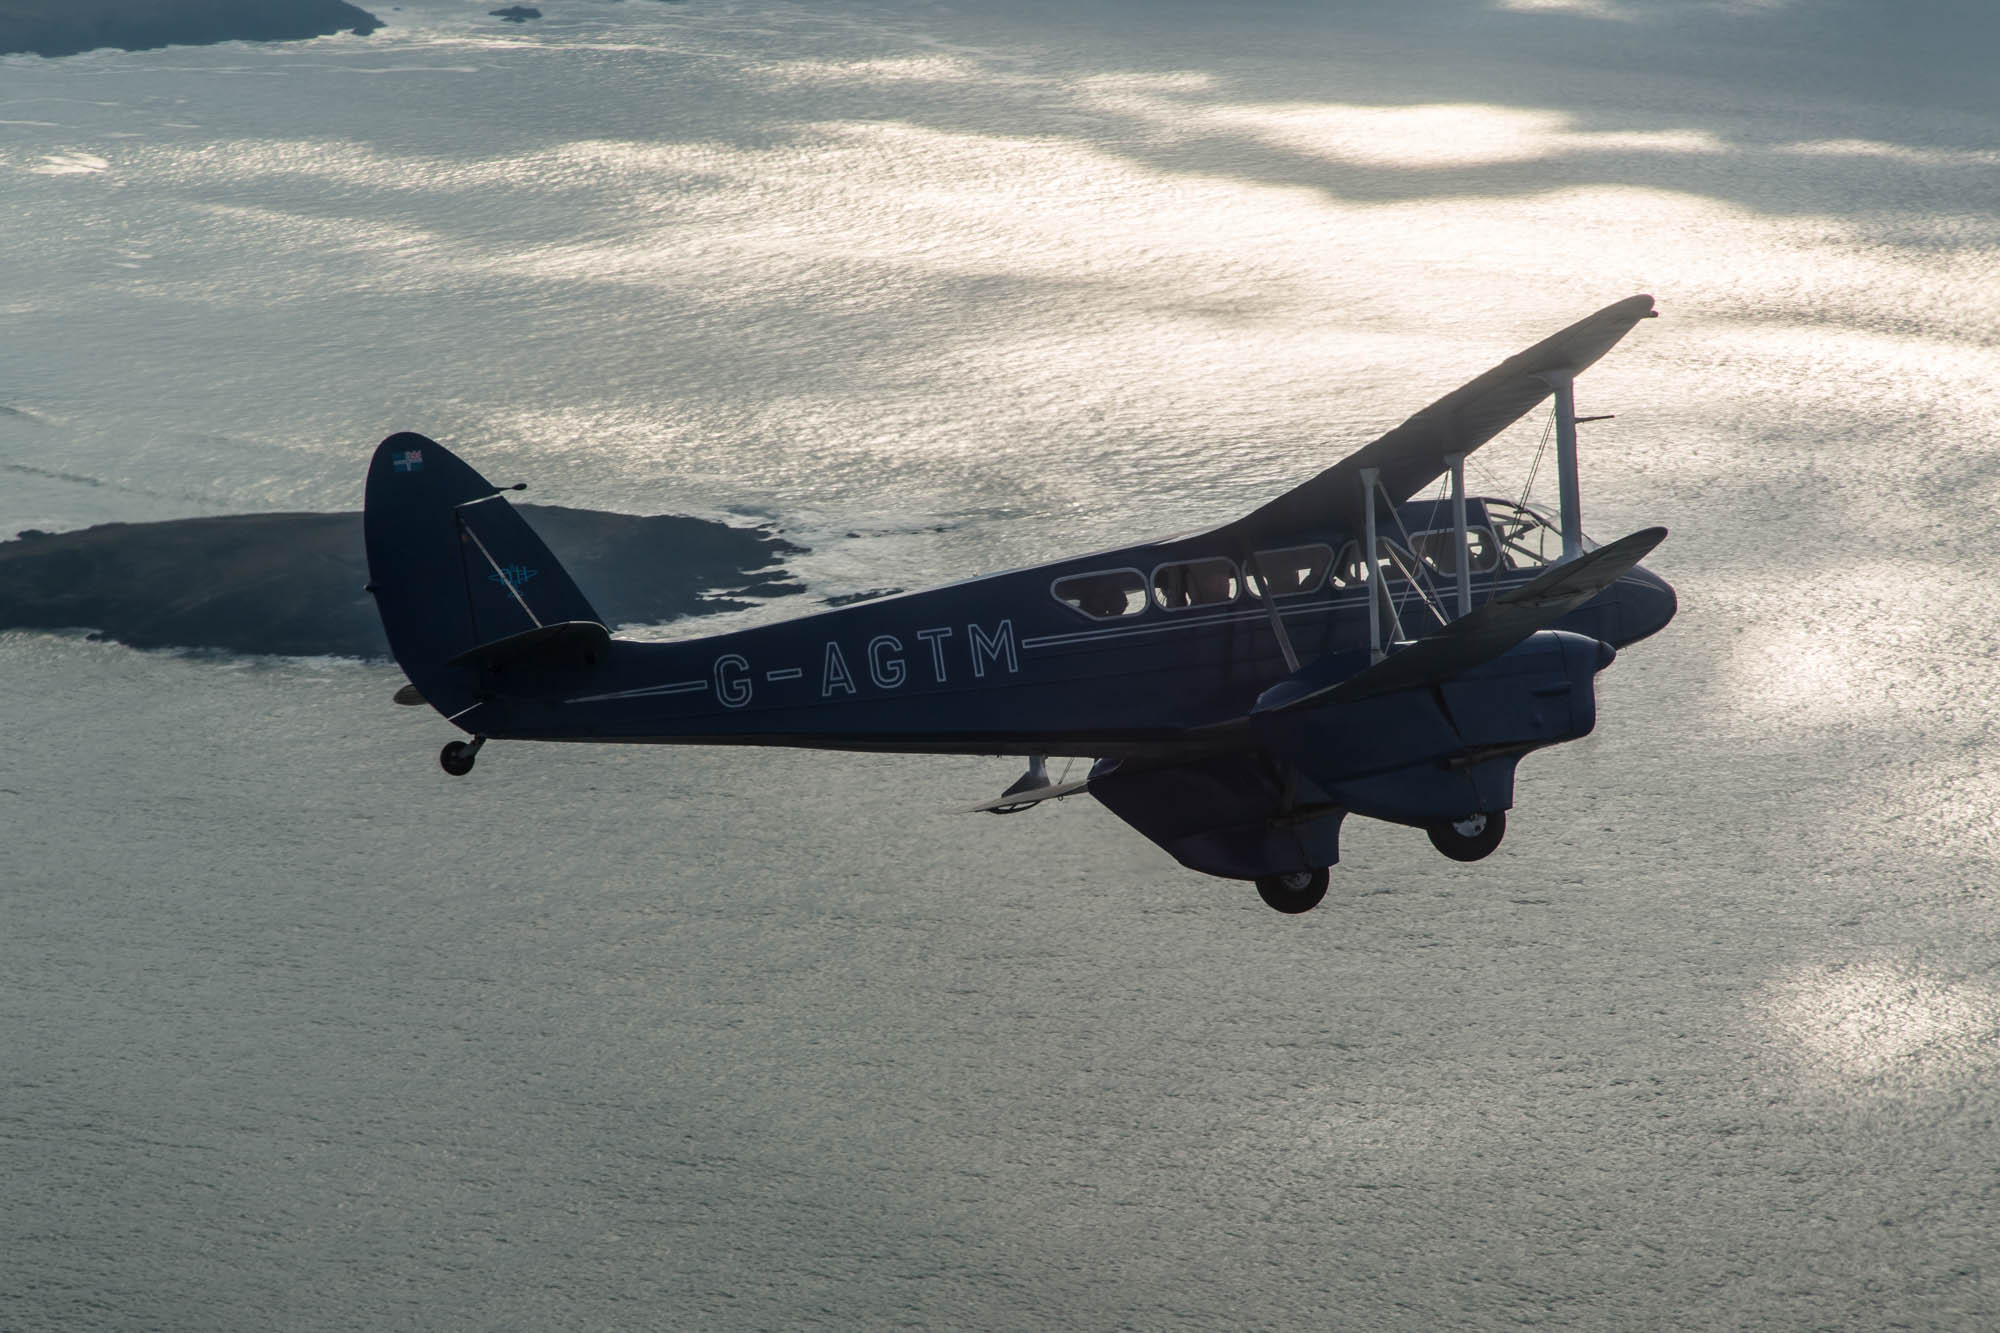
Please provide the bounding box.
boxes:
[1254,868,1330,914]
[439,741,477,777]
[1426,809,1506,862]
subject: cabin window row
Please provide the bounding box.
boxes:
[1050,531,1501,621]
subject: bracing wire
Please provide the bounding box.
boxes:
[1516,405,1556,513]
[1383,500,1451,632]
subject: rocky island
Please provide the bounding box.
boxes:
[0,0,383,58]
[0,507,803,659]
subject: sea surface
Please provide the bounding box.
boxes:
[5,1,1999,1328]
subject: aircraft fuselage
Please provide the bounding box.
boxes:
[466,498,1675,758]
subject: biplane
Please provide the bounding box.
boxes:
[366,295,1675,913]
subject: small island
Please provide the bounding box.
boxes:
[0,0,384,59]
[489,6,542,21]
[0,507,803,659]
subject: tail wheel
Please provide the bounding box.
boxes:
[1254,868,1330,914]
[1426,809,1506,861]
[439,740,480,777]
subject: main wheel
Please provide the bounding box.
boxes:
[1426,809,1506,862]
[1254,868,1329,914]
[439,741,478,777]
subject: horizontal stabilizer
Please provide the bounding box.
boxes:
[1257,526,1666,713]
[959,776,1092,814]
[445,619,611,672]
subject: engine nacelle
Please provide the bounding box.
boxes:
[1255,629,1613,824]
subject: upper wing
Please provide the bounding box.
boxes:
[1213,294,1658,546]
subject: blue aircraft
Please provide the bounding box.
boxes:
[366,295,1675,913]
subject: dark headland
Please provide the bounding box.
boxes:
[0,508,803,659]
[0,0,383,58]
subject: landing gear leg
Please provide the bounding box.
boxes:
[1254,868,1329,914]
[439,736,485,777]
[1426,809,1506,861]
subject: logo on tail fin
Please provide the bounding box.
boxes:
[392,449,425,473]
[489,564,539,589]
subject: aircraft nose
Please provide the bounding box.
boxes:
[1617,565,1677,645]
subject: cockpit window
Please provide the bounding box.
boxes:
[1245,544,1333,598]
[1409,527,1500,576]
[1484,500,1590,568]
[1052,568,1147,619]
[1152,557,1242,610]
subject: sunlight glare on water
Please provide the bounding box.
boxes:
[1759,961,2000,1089]
[8,1,2000,1327]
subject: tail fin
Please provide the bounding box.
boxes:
[364,432,606,723]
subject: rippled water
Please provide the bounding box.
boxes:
[5,2,1999,1328]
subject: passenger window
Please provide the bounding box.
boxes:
[1052,568,1147,619]
[1329,542,1364,588]
[1151,557,1242,611]
[1409,528,1499,576]
[1336,539,1417,587]
[1245,544,1333,598]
